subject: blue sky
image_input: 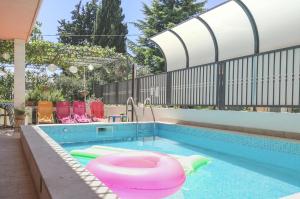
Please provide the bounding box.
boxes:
[37,0,225,42]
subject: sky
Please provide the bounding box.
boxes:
[37,0,226,43]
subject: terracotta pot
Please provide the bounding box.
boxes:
[14,115,25,129]
[15,114,25,120]
[79,90,89,97]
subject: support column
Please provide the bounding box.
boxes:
[14,39,26,109]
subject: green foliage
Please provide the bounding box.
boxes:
[26,40,114,69]
[0,69,14,100]
[31,21,43,41]
[58,0,98,45]
[88,55,131,84]
[0,41,14,64]
[94,0,128,53]
[129,0,206,73]
[14,108,25,116]
[57,0,128,52]
[46,89,65,103]
[26,87,41,103]
[0,39,123,70]
[25,67,51,90]
[53,75,84,101]
[26,86,65,103]
[0,39,130,101]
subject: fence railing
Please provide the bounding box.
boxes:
[95,45,300,108]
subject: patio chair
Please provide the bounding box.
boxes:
[56,101,76,124]
[90,100,104,122]
[73,101,91,123]
[37,101,54,124]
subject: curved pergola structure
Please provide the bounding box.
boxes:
[150,0,300,71]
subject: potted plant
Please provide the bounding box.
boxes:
[39,88,64,107]
[14,106,26,129]
[79,90,89,98]
[25,87,41,106]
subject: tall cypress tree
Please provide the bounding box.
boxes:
[129,0,206,73]
[58,0,98,45]
[94,0,128,53]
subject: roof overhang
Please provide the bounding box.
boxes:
[0,0,42,41]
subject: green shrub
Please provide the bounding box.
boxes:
[26,86,65,103]
[54,75,84,101]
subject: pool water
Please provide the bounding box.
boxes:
[62,138,300,199]
[41,123,300,199]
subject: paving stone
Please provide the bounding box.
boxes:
[0,129,37,199]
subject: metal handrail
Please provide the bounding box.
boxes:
[126,97,139,140]
[126,97,139,122]
[143,98,156,140]
[143,98,156,122]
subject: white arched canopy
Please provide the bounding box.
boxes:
[200,1,254,61]
[151,30,187,71]
[242,0,300,52]
[172,18,216,67]
[150,0,300,72]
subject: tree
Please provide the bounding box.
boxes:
[0,68,14,100]
[30,21,43,41]
[54,74,84,101]
[93,0,128,53]
[129,0,206,73]
[57,0,98,45]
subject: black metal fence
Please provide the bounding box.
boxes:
[95,45,300,108]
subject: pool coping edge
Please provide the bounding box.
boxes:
[20,125,118,199]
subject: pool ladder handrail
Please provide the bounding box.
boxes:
[126,97,139,122]
[143,98,156,123]
[126,97,139,139]
[143,98,156,140]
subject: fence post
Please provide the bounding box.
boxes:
[100,85,103,100]
[131,64,136,121]
[126,80,129,101]
[132,64,136,101]
[96,84,103,99]
[103,85,106,104]
[166,72,172,105]
[217,62,226,109]
[136,78,140,104]
[115,82,119,105]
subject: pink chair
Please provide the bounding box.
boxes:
[73,101,91,123]
[90,100,104,122]
[56,101,76,124]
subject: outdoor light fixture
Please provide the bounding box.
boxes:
[68,64,94,102]
[2,52,10,60]
[47,64,58,72]
[88,64,94,71]
[69,66,78,74]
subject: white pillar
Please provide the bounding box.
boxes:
[14,39,26,109]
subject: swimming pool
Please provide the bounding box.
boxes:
[40,123,300,199]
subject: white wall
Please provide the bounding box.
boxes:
[105,106,300,134]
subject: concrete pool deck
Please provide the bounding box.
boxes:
[0,129,37,199]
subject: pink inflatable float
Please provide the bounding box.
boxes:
[86,152,186,199]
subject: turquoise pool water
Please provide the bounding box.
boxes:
[40,123,300,199]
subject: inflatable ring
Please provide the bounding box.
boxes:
[86,152,186,199]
